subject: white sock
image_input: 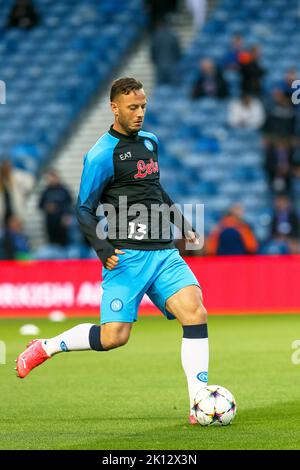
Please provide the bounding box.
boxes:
[42,323,96,356]
[181,324,209,410]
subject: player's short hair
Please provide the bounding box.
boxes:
[110,77,143,102]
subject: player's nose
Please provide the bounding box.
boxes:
[137,107,145,118]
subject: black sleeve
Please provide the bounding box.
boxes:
[159,184,196,237]
[76,197,115,264]
[76,155,115,265]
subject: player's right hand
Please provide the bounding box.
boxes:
[185,230,201,245]
[105,249,125,270]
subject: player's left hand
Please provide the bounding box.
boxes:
[105,249,125,270]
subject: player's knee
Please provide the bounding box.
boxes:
[187,302,207,325]
[198,303,208,324]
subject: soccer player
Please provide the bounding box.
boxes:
[16,77,209,424]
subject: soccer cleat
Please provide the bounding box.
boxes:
[26,339,39,348]
[16,340,51,379]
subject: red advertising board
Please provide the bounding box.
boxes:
[0,255,299,317]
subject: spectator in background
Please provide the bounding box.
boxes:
[206,204,258,255]
[291,160,300,210]
[228,93,266,129]
[185,0,207,31]
[7,0,39,29]
[0,215,30,260]
[263,88,297,139]
[222,34,245,69]
[0,159,34,228]
[39,170,73,247]
[192,58,229,99]
[150,20,181,85]
[291,141,300,207]
[270,194,300,253]
[238,45,265,97]
[280,68,297,100]
[264,138,294,194]
[145,0,178,30]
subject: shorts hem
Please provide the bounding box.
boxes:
[100,317,137,325]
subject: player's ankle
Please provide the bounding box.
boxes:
[41,339,55,357]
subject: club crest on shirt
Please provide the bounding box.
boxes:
[143,139,154,152]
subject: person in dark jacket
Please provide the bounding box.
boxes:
[7,0,39,29]
[264,138,294,194]
[222,34,245,69]
[271,194,300,253]
[263,88,297,139]
[151,20,181,85]
[0,215,30,260]
[192,58,229,99]
[279,68,297,101]
[38,170,73,247]
[145,0,178,29]
[238,45,265,97]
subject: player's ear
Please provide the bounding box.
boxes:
[111,101,119,117]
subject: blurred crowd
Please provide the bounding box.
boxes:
[183,34,300,256]
[0,160,33,260]
[147,2,300,257]
[0,163,96,261]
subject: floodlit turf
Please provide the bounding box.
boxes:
[0,314,300,450]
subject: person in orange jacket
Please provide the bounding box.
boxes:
[206,204,258,255]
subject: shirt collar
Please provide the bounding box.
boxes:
[109,125,139,142]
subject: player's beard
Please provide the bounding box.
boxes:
[118,115,142,135]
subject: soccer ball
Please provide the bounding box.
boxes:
[193,384,237,426]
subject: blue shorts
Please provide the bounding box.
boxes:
[100,248,200,324]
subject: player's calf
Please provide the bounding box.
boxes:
[100,322,132,350]
[101,335,129,351]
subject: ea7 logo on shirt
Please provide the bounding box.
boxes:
[119,151,132,160]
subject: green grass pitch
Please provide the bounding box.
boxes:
[0,314,300,450]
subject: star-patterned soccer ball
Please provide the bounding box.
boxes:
[193,385,237,426]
